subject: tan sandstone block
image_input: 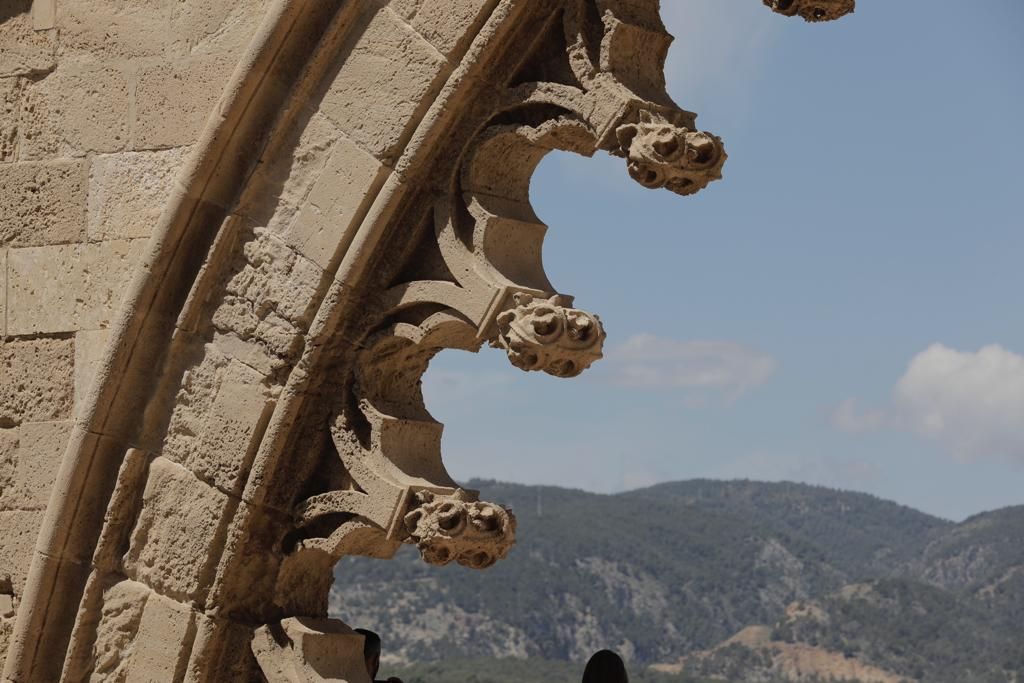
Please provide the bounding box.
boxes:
[1,249,6,336]
[0,421,73,510]
[245,110,341,234]
[124,457,231,604]
[74,329,110,418]
[0,509,43,595]
[135,54,238,149]
[0,160,86,247]
[0,1,56,78]
[284,135,388,269]
[319,6,447,162]
[1,612,13,678]
[0,336,75,424]
[184,613,264,681]
[125,591,197,683]
[396,0,493,58]
[0,428,18,506]
[89,579,151,681]
[175,360,274,495]
[19,63,130,158]
[57,0,168,61]
[6,239,147,335]
[89,147,191,240]
[169,0,269,58]
[1,77,26,162]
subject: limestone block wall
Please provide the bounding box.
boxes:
[0,0,267,668]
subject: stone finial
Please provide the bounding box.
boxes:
[403,490,517,569]
[763,0,855,22]
[492,293,606,378]
[615,111,727,197]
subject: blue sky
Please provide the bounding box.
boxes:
[424,0,1024,521]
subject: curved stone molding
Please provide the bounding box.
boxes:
[763,0,855,22]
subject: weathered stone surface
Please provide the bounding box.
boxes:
[18,64,130,158]
[319,6,448,162]
[0,429,19,506]
[90,579,151,682]
[6,239,147,335]
[160,344,230,470]
[0,1,56,78]
[125,591,196,683]
[245,111,342,237]
[392,0,493,58]
[0,77,26,162]
[57,0,168,61]
[208,227,322,374]
[82,581,199,683]
[123,457,231,604]
[0,421,72,510]
[284,135,388,269]
[252,618,372,683]
[88,147,191,241]
[74,330,111,419]
[170,359,274,495]
[134,54,237,149]
[0,160,85,247]
[0,510,43,595]
[0,336,75,425]
[169,0,269,58]
[185,614,262,682]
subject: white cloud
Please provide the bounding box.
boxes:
[604,334,777,398]
[893,344,1024,463]
[833,344,1024,464]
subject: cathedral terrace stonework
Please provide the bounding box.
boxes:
[0,1,852,680]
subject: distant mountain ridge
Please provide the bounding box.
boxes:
[329,479,1023,683]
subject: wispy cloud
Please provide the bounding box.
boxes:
[603,334,777,400]
[895,344,1024,463]
[833,343,1024,464]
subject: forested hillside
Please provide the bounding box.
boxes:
[330,480,1023,683]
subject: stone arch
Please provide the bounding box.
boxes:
[1,1,852,680]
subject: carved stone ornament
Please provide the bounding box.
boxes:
[493,293,606,377]
[615,110,726,196]
[403,490,517,569]
[764,0,856,22]
[0,2,854,681]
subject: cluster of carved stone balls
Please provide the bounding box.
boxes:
[764,0,856,22]
[403,491,517,570]
[493,293,606,378]
[616,117,727,197]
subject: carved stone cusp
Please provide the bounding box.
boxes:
[615,110,726,196]
[493,293,606,378]
[402,489,516,569]
[763,0,855,22]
